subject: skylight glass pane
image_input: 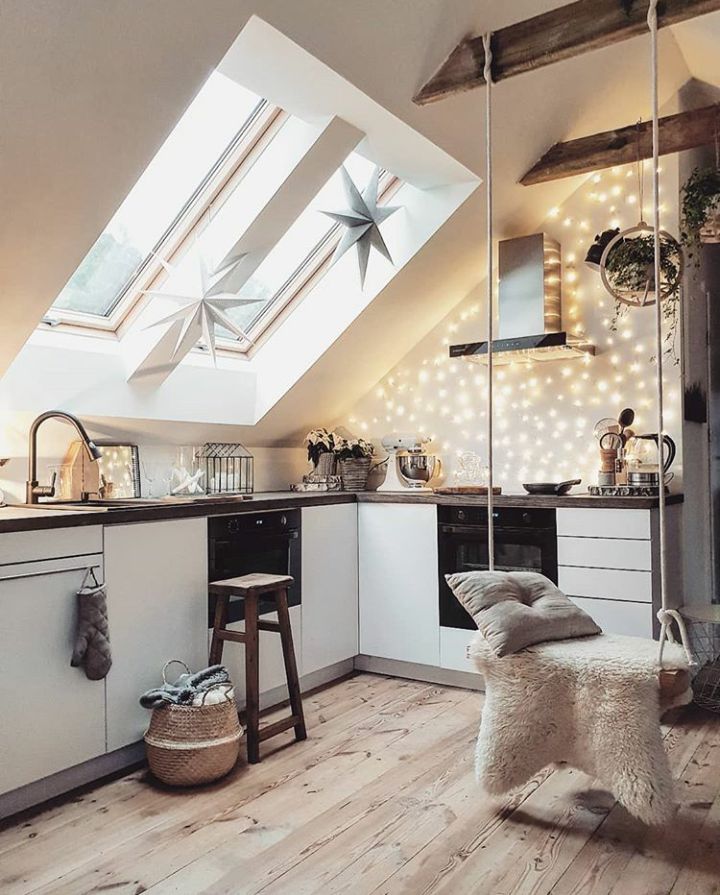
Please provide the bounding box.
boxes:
[52,72,263,316]
[222,153,376,334]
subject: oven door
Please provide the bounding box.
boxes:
[208,528,301,624]
[438,523,558,630]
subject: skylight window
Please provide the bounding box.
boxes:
[52,72,264,317]
[220,153,384,339]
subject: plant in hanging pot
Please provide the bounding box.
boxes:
[681,165,720,258]
[334,437,375,492]
[305,428,336,476]
[604,232,682,364]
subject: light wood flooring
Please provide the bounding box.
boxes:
[1,673,720,895]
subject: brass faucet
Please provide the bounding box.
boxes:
[26,411,102,504]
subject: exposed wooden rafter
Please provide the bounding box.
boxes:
[414,0,720,105]
[521,103,720,185]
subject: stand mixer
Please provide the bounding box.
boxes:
[377,434,440,492]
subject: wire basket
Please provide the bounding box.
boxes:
[196,443,254,495]
[682,604,720,713]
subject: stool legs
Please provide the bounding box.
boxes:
[209,593,229,665]
[244,592,261,764]
[276,588,307,743]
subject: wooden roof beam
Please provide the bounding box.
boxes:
[521,103,720,185]
[414,0,720,105]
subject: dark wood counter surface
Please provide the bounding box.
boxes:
[0,489,682,534]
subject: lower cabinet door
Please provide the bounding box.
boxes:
[104,519,208,751]
[569,596,654,639]
[358,504,440,666]
[302,504,358,675]
[0,560,106,794]
[440,627,481,675]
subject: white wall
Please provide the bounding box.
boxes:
[344,159,684,495]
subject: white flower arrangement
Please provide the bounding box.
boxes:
[333,436,375,461]
[305,427,335,464]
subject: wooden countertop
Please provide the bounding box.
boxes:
[0,489,682,534]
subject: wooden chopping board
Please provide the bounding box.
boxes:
[433,486,502,495]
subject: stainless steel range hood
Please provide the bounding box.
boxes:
[450,233,595,365]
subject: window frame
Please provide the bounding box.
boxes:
[47,101,286,335]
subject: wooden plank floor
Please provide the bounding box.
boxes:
[1,673,719,895]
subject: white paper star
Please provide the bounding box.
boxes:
[322,166,400,287]
[143,246,263,365]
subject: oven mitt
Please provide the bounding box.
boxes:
[71,584,112,680]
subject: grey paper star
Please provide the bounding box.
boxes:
[322,166,400,287]
[143,246,263,365]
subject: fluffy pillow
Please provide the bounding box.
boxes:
[445,570,601,658]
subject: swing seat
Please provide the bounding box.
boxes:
[469,631,690,826]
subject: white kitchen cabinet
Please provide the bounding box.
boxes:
[301,504,358,675]
[556,505,682,638]
[0,554,106,795]
[104,518,208,751]
[440,626,480,675]
[358,503,440,666]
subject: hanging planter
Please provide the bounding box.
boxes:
[681,165,720,256]
[599,224,683,365]
[600,225,683,307]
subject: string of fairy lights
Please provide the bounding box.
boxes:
[347,161,682,491]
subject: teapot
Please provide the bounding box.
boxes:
[625,433,676,486]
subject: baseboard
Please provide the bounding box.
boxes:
[251,658,356,711]
[0,741,146,822]
[354,655,485,692]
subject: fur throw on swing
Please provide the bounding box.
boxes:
[469,632,691,826]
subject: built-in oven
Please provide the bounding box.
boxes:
[438,505,558,630]
[208,509,301,625]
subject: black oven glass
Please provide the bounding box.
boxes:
[208,510,301,625]
[438,506,557,630]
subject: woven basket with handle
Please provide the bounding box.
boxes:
[144,660,242,786]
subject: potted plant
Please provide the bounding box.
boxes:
[334,437,375,491]
[305,428,336,476]
[605,233,682,364]
[681,165,720,258]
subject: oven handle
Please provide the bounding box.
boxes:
[439,524,553,536]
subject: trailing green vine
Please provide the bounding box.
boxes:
[680,165,720,264]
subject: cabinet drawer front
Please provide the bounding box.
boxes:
[569,597,654,639]
[556,509,650,540]
[559,566,652,602]
[0,526,103,566]
[558,537,652,571]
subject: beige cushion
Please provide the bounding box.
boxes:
[445,570,601,658]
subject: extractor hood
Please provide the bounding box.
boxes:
[449,233,595,365]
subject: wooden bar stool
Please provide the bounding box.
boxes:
[208,573,306,764]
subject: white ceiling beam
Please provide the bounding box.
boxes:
[124,114,363,386]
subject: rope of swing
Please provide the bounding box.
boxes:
[647,0,693,665]
[482,32,495,572]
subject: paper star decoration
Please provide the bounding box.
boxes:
[322,166,400,287]
[143,246,263,365]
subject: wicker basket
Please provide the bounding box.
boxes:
[682,604,720,713]
[339,457,372,491]
[144,663,242,786]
